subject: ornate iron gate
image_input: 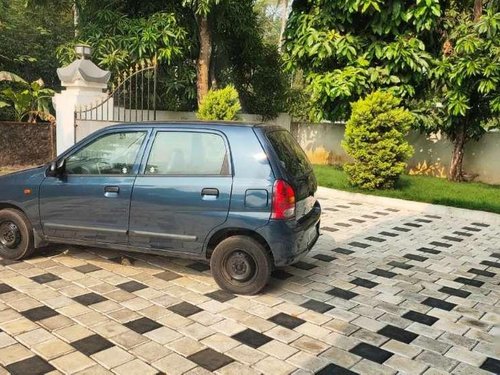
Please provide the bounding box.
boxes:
[75,62,158,124]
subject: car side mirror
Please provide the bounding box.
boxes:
[47,158,66,178]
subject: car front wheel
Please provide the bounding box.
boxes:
[0,209,35,261]
[210,235,272,295]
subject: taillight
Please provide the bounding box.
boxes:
[271,180,296,220]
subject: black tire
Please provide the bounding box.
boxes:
[210,235,272,295]
[0,209,35,261]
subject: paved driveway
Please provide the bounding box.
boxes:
[0,188,499,375]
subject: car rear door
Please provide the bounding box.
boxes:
[128,129,233,253]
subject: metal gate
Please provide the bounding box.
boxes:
[74,62,158,140]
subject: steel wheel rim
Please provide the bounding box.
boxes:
[224,250,257,283]
[0,221,21,249]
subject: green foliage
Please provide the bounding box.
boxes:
[342,91,414,189]
[197,85,241,120]
[284,0,440,121]
[0,71,55,122]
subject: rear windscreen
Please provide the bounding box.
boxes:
[266,130,312,178]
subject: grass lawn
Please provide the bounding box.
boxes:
[314,165,500,214]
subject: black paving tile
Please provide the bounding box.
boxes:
[378,325,418,344]
[471,222,490,227]
[388,261,413,270]
[370,268,397,278]
[324,208,339,212]
[71,334,114,356]
[313,254,336,262]
[125,317,162,334]
[454,277,484,287]
[73,293,107,306]
[429,241,452,248]
[187,262,210,272]
[404,223,422,228]
[379,231,398,237]
[335,222,351,227]
[292,261,317,270]
[336,205,350,209]
[402,310,438,326]
[404,254,428,262]
[301,299,334,313]
[21,306,59,321]
[385,208,399,212]
[490,253,500,259]
[117,281,147,293]
[322,227,339,232]
[333,247,355,255]
[0,283,15,294]
[392,226,411,232]
[268,312,306,329]
[469,268,495,277]
[462,226,481,232]
[362,215,378,219]
[481,260,500,268]
[326,287,358,300]
[349,218,365,223]
[205,290,236,303]
[415,218,432,223]
[374,211,389,216]
[422,297,456,311]
[168,302,203,317]
[351,278,378,289]
[480,357,500,374]
[188,348,233,371]
[6,356,55,375]
[74,264,102,273]
[442,236,463,242]
[438,286,471,298]
[416,247,441,255]
[31,273,61,284]
[232,328,272,348]
[154,270,181,282]
[349,242,370,249]
[349,343,393,364]
[272,269,294,280]
[366,236,385,242]
[424,214,441,219]
[316,363,358,375]
[453,231,473,237]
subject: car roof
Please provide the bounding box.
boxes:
[105,121,271,130]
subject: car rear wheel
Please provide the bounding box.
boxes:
[0,209,35,261]
[210,235,272,295]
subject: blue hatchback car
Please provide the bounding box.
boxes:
[0,122,321,294]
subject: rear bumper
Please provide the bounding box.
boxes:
[258,201,321,267]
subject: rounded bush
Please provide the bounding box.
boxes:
[341,91,414,189]
[197,85,242,121]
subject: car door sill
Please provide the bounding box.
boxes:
[44,223,127,234]
[130,230,197,242]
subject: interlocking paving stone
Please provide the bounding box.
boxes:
[271,269,294,280]
[70,334,114,356]
[124,317,163,334]
[442,236,463,242]
[168,302,203,317]
[73,293,107,306]
[21,306,59,321]
[481,260,500,268]
[0,283,15,294]
[362,214,377,219]
[454,230,473,236]
[205,290,236,303]
[422,297,456,311]
[468,268,495,277]
[188,348,233,371]
[388,261,413,270]
[30,273,61,284]
[232,328,272,348]
[404,222,422,228]
[73,264,102,273]
[349,242,370,249]
[292,261,317,270]
[349,343,393,364]
[378,325,418,344]
[316,363,358,375]
[392,226,411,232]
[462,226,481,232]
[402,310,438,326]
[312,254,336,262]
[268,313,306,329]
[454,277,484,287]
[417,247,441,255]
[6,355,55,375]
[333,247,355,255]
[438,286,471,298]
[379,231,398,237]
[480,357,500,373]
[366,236,386,242]
[404,253,428,262]
[351,278,378,289]
[321,227,339,232]
[187,262,210,272]
[301,299,334,313]
[326,287,359,300]
[335,222,351,227]
[117,281,147,293]
[471,222,489,227]
[154,270,181,281]
[429,241,452,248]
[415,218,432,223]
[370,268,397,278]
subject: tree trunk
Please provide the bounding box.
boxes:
[196,15,212,107]
[473,0,482,21]
[278,0,288,52]
[449,122,467,182]
[73,1,79,37]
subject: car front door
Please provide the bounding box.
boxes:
[39,129,149,245]
[128,129,233,253]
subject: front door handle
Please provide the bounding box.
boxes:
[201,188,219,197]
[105,186,120,193]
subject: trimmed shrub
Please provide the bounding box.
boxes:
[342,91,414,189]
[197,85,242,121]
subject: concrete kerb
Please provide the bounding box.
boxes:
[317,186,500,226]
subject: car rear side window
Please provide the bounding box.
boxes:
[145,131,230,175]
[266,130,312,178]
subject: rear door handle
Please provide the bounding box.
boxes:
[105,186,120,193]
[201,188,219,197]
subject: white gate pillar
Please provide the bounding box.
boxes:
[52,45,110,155]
